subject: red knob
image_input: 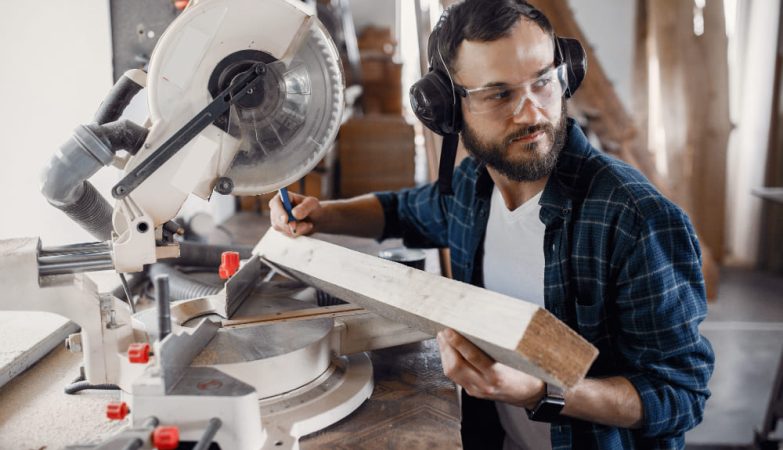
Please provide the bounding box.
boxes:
[153,426,180,450]
[219,251,241,280]
[173,0,189,10]
[106,401,129,420]
[128,342,151,364]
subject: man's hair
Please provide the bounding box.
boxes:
[430,0,555,74]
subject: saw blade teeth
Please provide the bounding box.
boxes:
[233,18,344,194]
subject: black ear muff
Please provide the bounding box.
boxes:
[555,36,587,98]
[409,69,463,136]
[409,9,462,194]
[410,69,462,194]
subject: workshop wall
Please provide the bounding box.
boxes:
[0,0,234,246]
[350,0,397,38]
[0,1,114,245]
[567,0,635,113]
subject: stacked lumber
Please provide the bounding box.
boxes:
[338,116,415,198]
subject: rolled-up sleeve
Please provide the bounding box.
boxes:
[614,206,715,437]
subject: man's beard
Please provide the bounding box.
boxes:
[461,102,568,182]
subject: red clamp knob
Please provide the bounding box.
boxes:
[106,401,129,420]
[153,426,180,450]
[219,251,241,280]
[128,342,151,364]
[173,0,189,11]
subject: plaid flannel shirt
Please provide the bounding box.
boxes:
[374,119,714,449]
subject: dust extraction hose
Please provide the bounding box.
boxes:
[41,70,146,241]
[57,181,114,241]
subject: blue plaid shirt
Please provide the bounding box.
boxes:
[375,119,714,449]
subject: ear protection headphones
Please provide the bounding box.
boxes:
[409,1,588,194]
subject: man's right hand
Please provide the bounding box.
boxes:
[268,191,324,238]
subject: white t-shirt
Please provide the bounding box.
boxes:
[483,186,546,306]
[482,185,552,450]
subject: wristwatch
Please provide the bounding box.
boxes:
[526,383,565,422]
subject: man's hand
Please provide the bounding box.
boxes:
[269,191,324,237]
[438,328,645,428]
[436,328,545,409]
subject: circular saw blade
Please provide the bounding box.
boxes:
[145,0,344,197]
[225,20,344,195]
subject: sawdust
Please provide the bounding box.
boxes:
[0,347,124,449]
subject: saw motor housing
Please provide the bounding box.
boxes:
[109,0,344,272]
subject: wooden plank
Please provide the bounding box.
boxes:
[254,229,598,389]
[414,1,454,280]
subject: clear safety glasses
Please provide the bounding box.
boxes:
[456,64,567,118]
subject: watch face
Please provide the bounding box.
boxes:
[527,396,566,423]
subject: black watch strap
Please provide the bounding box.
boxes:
[526,384,565,423]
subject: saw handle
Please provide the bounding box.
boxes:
[95,69,146,125]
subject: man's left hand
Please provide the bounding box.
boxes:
[436,328,546,409]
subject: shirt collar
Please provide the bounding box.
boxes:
[471,118,596,223]
[539,118,595,225]
[475,162,494,198]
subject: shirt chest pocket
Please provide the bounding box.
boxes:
[573,298,609,345]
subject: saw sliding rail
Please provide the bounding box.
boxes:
[38,242,114,275]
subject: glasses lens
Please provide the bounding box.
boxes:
[530,64,567,107]
[464,65,567,117]
[466,86,518,114]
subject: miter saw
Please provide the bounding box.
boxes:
[0,1,427,448]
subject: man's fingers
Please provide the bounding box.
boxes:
[268,192,319,237]
[437,331,484,389]
[291,196,319,221]
[441,328,495,371]
[293,221,314,236]
[272,213,295,236]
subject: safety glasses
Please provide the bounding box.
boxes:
[456,64,567,118]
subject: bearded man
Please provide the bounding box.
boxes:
[269,1,714,449]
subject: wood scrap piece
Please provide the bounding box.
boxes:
[254,229,598,389]
[222,304,364,328]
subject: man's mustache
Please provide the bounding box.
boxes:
[506,123,554,143]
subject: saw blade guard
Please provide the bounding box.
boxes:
[146,0,344,196]
[225,21,344,195]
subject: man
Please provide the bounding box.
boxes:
[269,1,714,448]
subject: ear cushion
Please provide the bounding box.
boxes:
[409,69,463,136]
[556,36,587,98]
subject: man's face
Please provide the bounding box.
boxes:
[453,19,567,182]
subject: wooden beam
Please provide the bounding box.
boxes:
[537,0,722,298]
[647,0,730,262]
[254,229,598,389]
[534,0,670,196]
[414,1,454,280]
[760,0,783,273]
